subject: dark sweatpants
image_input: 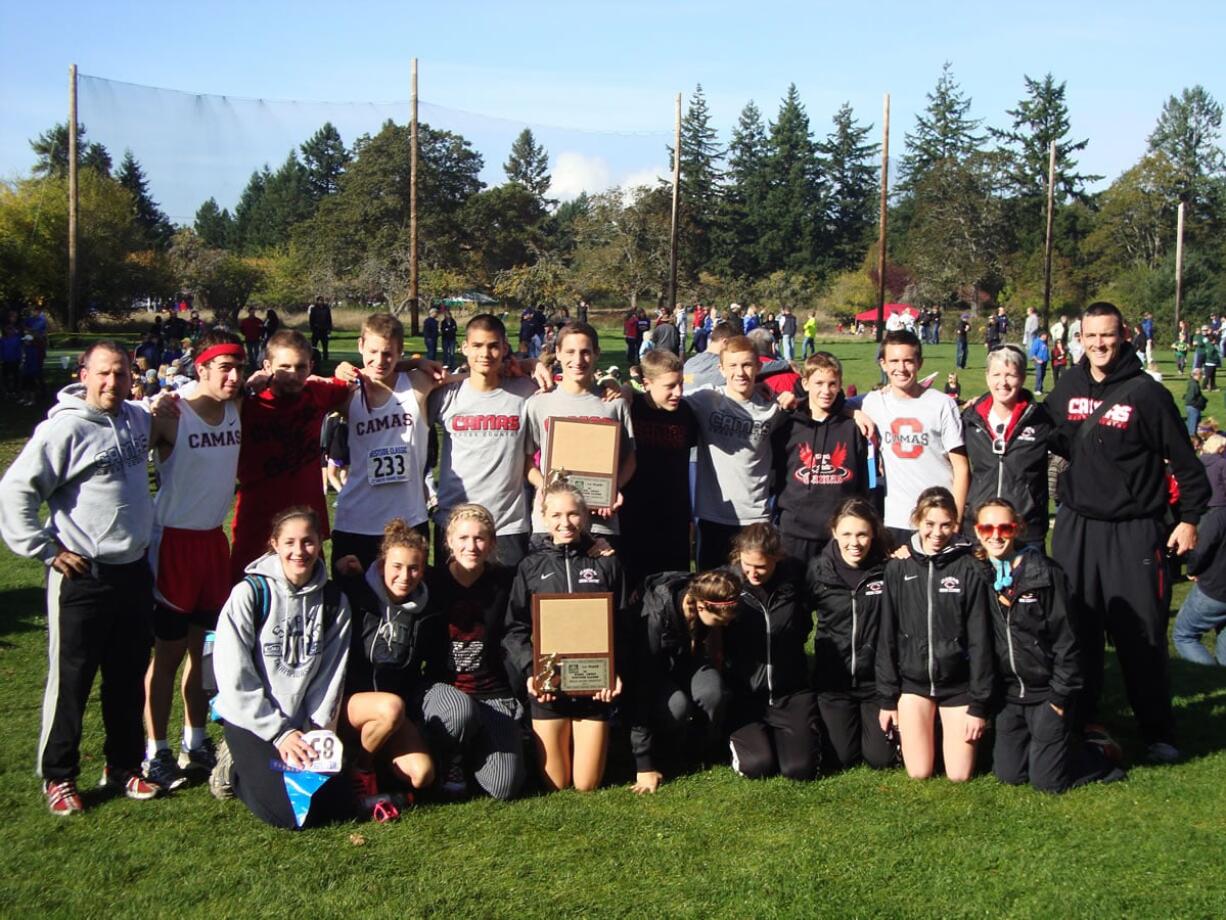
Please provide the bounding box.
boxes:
[780,533,827,566]
[728,690,821,781]
[648,665,730,766]
[697,519,741,572]
[1051,509,1174,745]
[817,689,897,771]
[993,700,1125,793]
[39,561,153,780]
[223,723,352,830]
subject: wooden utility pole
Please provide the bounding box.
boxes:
[409,58,420,336]
[1042,140,1057,329]
[667,93,682,316]
[875,93,890,342]
[68,64,79,333]
[1175,200,1186,331]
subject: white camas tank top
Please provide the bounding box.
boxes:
[334,372,429,534]
[153,399,242,531]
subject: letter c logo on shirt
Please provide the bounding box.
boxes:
[890,417,924,459]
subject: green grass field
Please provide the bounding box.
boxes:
[1,326,1224,918]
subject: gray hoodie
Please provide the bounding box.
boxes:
[212,552,351,746]
[0,383,153,565]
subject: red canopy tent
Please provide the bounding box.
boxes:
[854,303,916,322]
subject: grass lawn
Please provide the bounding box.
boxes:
[1,326,1224,918]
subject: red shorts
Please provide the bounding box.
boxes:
[150,526,231,615]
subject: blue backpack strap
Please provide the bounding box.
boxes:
[243,574,272,630]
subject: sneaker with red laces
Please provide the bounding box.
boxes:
[44,779,84,817]
[99,766,161,800]
[352,769,399,823]
[1084,724,1124,766]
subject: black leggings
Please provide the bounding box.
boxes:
[223,723,352,830]
[817,690,897,771]
[728,690,821,781]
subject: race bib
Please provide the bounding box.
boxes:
[300,730,344,774]
[367,445,409,485]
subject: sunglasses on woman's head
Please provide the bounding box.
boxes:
[975,522,1018,539]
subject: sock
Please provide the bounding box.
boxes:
[184,726,208,751]
[147,739,169,760]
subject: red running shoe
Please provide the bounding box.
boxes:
[44,779,84,817]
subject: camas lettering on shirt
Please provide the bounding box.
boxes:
[187,430,242,449]
[355,413,414,437]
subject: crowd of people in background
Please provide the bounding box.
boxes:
[0,295,1221,833]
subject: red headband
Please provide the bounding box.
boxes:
[195,343,245,367]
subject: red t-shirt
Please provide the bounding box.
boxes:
[239,315,264,343]
[229,378,350,580]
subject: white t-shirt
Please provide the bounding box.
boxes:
[862,387,964,529]
[686,386,782,525]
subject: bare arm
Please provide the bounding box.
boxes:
[950,448,970,523]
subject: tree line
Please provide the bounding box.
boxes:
[0,65,1223,330]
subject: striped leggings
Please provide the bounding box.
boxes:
[418,683,527,801]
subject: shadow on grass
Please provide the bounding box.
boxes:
[0,587,45,642]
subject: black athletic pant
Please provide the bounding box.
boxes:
[649,665,730,767]
[622,524,692,587]
[1051,509,1174,745]
[310,328,330,361]
[39,560,153,781]
[993,700,1125,793]
[780,533,827,566]
[728,690,821,781]
[223,723,351,830]
[697,519,742,572]
[332,526,429,581]
[817,689,896,771]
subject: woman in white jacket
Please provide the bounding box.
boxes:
[210,506,353,829]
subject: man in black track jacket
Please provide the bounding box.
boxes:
[1047,302,1211,763]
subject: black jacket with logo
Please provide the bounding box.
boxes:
[771,395,870,542]
[722,557,812,705]
[962,392,1053,543]
[1047,343,1210,524]
[985,548,1080,708]
[876,538,994,718]
[806,541,887,694]
[503,534,631,687]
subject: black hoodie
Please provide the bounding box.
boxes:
[806,541,887,693]
[722,557,812,705]
[344,565,447,699]
[1185,507,1226,603]
[503,534,632,689]
[984,548,1080,708]
[962,391,1053,543]
[771,395,870,542]
[876,537,994,717]
[1047,343,1210,524]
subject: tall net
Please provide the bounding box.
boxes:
[78,73,674,224]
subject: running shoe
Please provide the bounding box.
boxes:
[352,768,399,823]
[99,766,160,800]
[143,749,187,791]
[44,779,84,817]
[1083,724,1124,765]
[1145,741,1182,765]
[178,737,218,774]
[441,758,469,800]
[208,739,234,800]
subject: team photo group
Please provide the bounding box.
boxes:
[0,297,1212,829]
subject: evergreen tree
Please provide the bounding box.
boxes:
[991,73,1098,202]
[674,84,723,281]
[116,150,174,248]
[300,122,351,200]
[194,198,234,249]
[30,123,112,178]
[817,102,879,271]
[504,128,552,205]
[232,166,271,252]
[715,100,770,278]
[759,84,823,273]
[900,62,984,189]
[1147,85,1225,216]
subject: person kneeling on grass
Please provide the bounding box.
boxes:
[806,498,898,772]
[209,507,353,829]
[723,523,821,781]
[334,518,441,822]
[877,487,993,782]
[630,569,742,793]
[504,476,631,792]
[974,499,1127,792]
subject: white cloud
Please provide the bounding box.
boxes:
[550,152,612,201]
[619,165,670,191]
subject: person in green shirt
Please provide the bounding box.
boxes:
[802,312,818,359]
[1185,368,1208,437]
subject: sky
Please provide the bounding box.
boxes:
[2,0,1223,223]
